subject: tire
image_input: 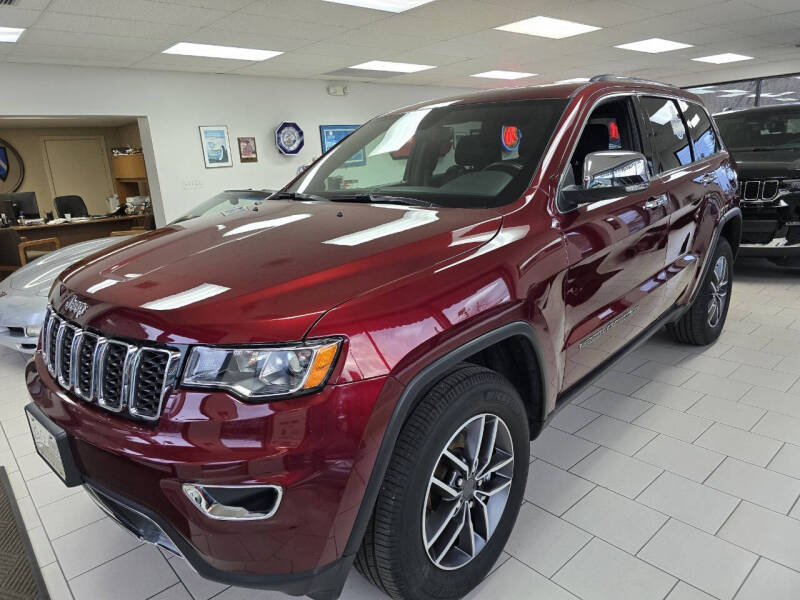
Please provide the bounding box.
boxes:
[667,237,733,345]
[355,364,530,600]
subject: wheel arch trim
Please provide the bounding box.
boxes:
[342,321,547,560]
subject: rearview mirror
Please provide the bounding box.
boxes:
[583,150,649,192]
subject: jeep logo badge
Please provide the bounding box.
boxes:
[63,295,89,318]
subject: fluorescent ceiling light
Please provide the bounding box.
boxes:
[495,16,600,39]
[163,42,282,61]
[321,0,435,11]
[471,70,537,80]
[692,53,753,64]
[350,60,434,73]
[0,27,24,43]
[615,38,692,53]
[555,77,591,84]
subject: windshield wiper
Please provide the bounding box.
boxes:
[271,191,330,202]
[328,194,434,207]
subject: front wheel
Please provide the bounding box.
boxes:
[355,364,530,600]
[667,237,733,345]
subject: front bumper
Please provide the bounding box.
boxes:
[739,193,800,258]
[25,352,391,597]
[0,293,46,353]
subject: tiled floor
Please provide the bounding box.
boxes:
[2,257,800,600]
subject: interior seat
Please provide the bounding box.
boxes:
[572,123,610,182]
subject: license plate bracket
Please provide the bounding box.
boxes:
[25,404,83,487]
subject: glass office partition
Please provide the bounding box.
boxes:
[685,73,800,114]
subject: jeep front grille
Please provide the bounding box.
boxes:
[740,179,780,202]
[42,308,180,422]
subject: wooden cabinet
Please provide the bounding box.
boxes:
[111,154,149,205]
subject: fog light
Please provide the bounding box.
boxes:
[182,483,282,521]
[25,326,41,338]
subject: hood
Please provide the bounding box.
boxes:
[728,149,800,180]
[4,235,132,296]
[53,200,502,344]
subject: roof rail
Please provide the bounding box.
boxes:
[589,74,678,88]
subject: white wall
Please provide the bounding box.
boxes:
[0,63,465,224]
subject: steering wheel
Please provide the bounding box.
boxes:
[482,161,523,176]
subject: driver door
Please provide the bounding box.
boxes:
[557,96,670,390]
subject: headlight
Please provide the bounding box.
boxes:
[781,179,800,192]
[181,339,341,400]
[25,326,41,338]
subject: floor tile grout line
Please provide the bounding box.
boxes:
[713,498,742,537]
[731,555,761,600]
[547,534,595,582]
[163,554,195,600]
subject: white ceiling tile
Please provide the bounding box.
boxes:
[616,0,707,11]
[674,1,770,26]
[35,12,196,39]
[164,0,253,9]
[403,0,532,26]
[8,43,152,63]
[747,0,800,13]
[242,0,387,26]
[614,14,709,36]
[6,55,137,67]
[329,29,432,51]
[131,53,245,72]
[19,29,169,52]
[726,13,800,35]
[184,28,310,52]
[0,6,43,28]
[231,61,329,77]
[296,40,395,60]
[212,12,346,40]
[47,0,230,27]
[547,0,661,26]
[363,15,486,39]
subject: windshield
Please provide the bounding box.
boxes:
[287,99,567,208]
[715,110,800,151]
[171,190,272,224]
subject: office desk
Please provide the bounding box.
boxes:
[12,215,152,247]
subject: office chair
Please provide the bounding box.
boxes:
[0,228,60,273]
[54,195,89,218]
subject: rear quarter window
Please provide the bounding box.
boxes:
[682,102,719,160]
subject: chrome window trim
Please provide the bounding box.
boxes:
[128,348,181,422]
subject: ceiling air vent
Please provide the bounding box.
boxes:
[0,0,20,6]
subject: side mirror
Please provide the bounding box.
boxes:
[583,150,650,192]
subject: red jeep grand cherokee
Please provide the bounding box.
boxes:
[25,76,740,600]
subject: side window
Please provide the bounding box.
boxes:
[640,97,693,173]
[681,102,719,160]
[566,97,642,186]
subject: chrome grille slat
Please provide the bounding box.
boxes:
[42,309,178,421]
[741,179,782,202]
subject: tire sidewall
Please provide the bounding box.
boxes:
[698,237,734,343]
[392,374,529,600]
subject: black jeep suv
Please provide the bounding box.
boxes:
[715,105,800,264]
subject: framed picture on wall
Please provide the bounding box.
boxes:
[237,137,258,163]
[199,126,233,168]
[319,125,365,167]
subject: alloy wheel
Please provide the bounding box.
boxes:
[421,413,514,570]
[707,255,729,328]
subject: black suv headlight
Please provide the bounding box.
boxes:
[781,179,800,193]
[181,339,341,400]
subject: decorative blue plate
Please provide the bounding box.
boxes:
[276,122,304,155]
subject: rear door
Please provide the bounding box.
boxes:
[637,97,735,311]
[558,95,670,390]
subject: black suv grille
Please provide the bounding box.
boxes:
[42,308,179,422]
[131,350,170,420]
[58,327,76,384]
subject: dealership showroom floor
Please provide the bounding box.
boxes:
[0,257,798,598]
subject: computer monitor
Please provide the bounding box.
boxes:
[0,192,39,219]
[0,199,14,224]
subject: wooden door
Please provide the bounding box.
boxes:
[42,136,114,215]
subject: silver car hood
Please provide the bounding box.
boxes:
[3,236,130,296]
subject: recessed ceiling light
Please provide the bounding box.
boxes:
[692,53,753,64]
[163,43,282,61]
[555,77,591,84]
[0,27,25,43]
[321,0,436,11]
[471,70,537,80]
[350,60,434,73]
[495,16,601,39]
[615,38,693,53]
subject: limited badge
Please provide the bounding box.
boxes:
[501,125,521,152]
[276,122,304,155]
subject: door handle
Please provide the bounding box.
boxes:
[644,195,666,210]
